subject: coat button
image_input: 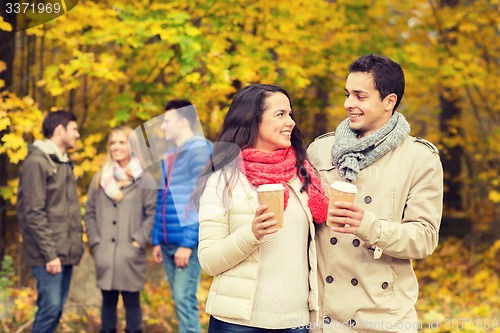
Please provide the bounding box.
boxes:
[351,278,358,286]
[113,202,117,207]
[324,316,331,324]
[348,319,357,328]
[352,239,360,247]
[382,282,389,289]
[111,238,115,242]
[113,220,116,225]
[326,276,334,284]
[330,237,337,245]
[364,196,372,204]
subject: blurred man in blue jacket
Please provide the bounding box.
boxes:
[151,100,212,333]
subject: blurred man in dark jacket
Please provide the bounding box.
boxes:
[17,110,84,333]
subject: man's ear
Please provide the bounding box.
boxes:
[384,93,397,112]
[51,124,65,139]
[179,116,190,129]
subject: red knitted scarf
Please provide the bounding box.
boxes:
[240,147,328,223]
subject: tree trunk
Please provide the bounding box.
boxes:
[439,92,464,211]
[38,31,45,110]
[312,78,330,140]
[0,7,16,262]
[437,0,464,212]
[69,88,76,114]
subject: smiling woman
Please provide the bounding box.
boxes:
[84,126,157,333]
[191,83,330,333]
[109,130,131,168]
[254,92,296,153]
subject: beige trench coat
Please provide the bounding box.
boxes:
[307,133,443,333]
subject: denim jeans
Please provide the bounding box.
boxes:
[208,316,309,333]
[161,244,201,333]
[31,265,73,333]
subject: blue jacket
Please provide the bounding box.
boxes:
[151,137,212,248]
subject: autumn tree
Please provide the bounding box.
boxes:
[1,0,499,244]
[0,10,15,261]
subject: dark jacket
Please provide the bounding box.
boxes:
[151,137,212,248]
[17,140,84,266]
[84,171,157,291]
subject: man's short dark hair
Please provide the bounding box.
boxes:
[42,110,77,138]
[165,99,198,129]
[349,54,405,112]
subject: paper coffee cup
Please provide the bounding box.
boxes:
[327,181,358,228]
[257,184,285,231]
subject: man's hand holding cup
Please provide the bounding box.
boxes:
[327,181,364,233]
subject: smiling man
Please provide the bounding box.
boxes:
[307,54,444,333]
[151,100,212,333]
[17,110,85,333]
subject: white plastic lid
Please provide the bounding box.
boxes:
[330,181,358,193]
[257,184,285,192]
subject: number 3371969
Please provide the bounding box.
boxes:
[6,2,62,14]
[443,318,499,330]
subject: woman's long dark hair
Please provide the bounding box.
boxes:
[191,84,311,209]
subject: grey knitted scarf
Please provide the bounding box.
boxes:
[332,112,410,182]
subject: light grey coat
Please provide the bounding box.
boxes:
[84,172,157,292]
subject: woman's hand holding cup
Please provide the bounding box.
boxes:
[252,205,278,240]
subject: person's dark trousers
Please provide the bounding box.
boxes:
[31,265,73,333]
[101,290,142,332]
[208,316,309,333]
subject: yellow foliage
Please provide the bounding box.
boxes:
[415,238,500,333]
[0,93,43,166]
[488,191,500,203]
[489,240,500,254]
[0,133,25,150]
[0,16,12,32]
[422,309,446,323]
[0,115,11,132]
[2,238,498,332]
[6,146,28,165]
[0,6,498,328]
[472,270,490,285]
